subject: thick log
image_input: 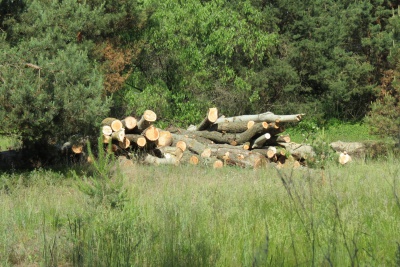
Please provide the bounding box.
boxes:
[330,141,365,158]
[213,160,224,169]
[118,137,131,149]
[102,125,113,136]
[102,118,123,132]
[171,134,209,155]
[180,150,200,165]
[211,147,267,168]
[339,151,352,165]
[111,129,125,142]
[251,133,271,149]
[125,134,147,147]
[208,120,255,133]
[144,153,179,165]
[102,134,112,144]
[175,140,187,152]
[137,110,157,131]
[121,116,137,130]
[157,130,173,147]
[214,112,304,124]
[278,142,315,160]
[156,146,184,160]
[263,135,291,146]
[189,107,219,131]
[143,125,160,141]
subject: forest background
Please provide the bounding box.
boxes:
[1,0,400,148]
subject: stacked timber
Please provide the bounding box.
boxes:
[95,108,312,168]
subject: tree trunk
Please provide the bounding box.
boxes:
[137,110,157,131]
[144,153,179,165]
[188,107,219,131]
[102,118,123,132]
[111,130,125,142]
[278,142,315,160]
[209,147,267,168]
[157,130,173,147]
[121,116,137,130]
[125,134,147,147]
[208,120,256,133]
[143,125,160,141]
[171,134,209,155]
[251,133,271,149]
[214,112,304,124]
[102,125,113,136]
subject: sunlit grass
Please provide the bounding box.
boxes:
[1,158,399,266]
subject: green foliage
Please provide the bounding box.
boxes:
[73,138,128,210]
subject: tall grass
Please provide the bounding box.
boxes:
[0,157,399,266]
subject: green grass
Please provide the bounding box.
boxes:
[1,158,400,266]
[285,120,389,144]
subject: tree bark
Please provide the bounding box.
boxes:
[144,153,179,165]
[143,125,160,141]
[208,120,256,133]
[102,125,113,136]
[189,107,219,131]
[251,133,271,149]
[125,134,147,147]
[171,134,209,155]
[278,142,315,160]
[137,110,157,131]
[214,112,304,124]
[111,130,125,142]
[157,130,173,147]
[121,116,137,130]
[102,118,123,132]
[208,147,267,168]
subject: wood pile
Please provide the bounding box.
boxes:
[77,108,313,169]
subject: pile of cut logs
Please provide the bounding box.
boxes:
[95,108,315,169]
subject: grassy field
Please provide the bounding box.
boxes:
[1,156,400,266]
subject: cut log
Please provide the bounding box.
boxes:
[119,137,131,149]
[121,116,137,130]
[171,134,208,155]
[251,133,271,149]
[213,160,224,169]
[156,146,184,160]
[144,153,179,165]
[102,134,112,144]
[243,142,251,150]
[214,112,304,124]
[234,122,272,145]
[125,134,147,147]
[180,150,200,165]
[189,107,219,131]
[339,151,352,165]
[102,118,123,132]
[157,130,173,147]
[137,110,157,131]
[178,122,272,145]
[201,148,212,158]
[330,141,365,158]
[208,120,255,133]
[175,140,187,152]
[111,129,125,142]
[143,125,160,141]
[278,142,315,161]
[102,125,113,136]
[213,148,267,168]
[266,147,277,159]
[263,135,291,146]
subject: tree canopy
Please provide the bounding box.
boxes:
[1,0,399,144]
